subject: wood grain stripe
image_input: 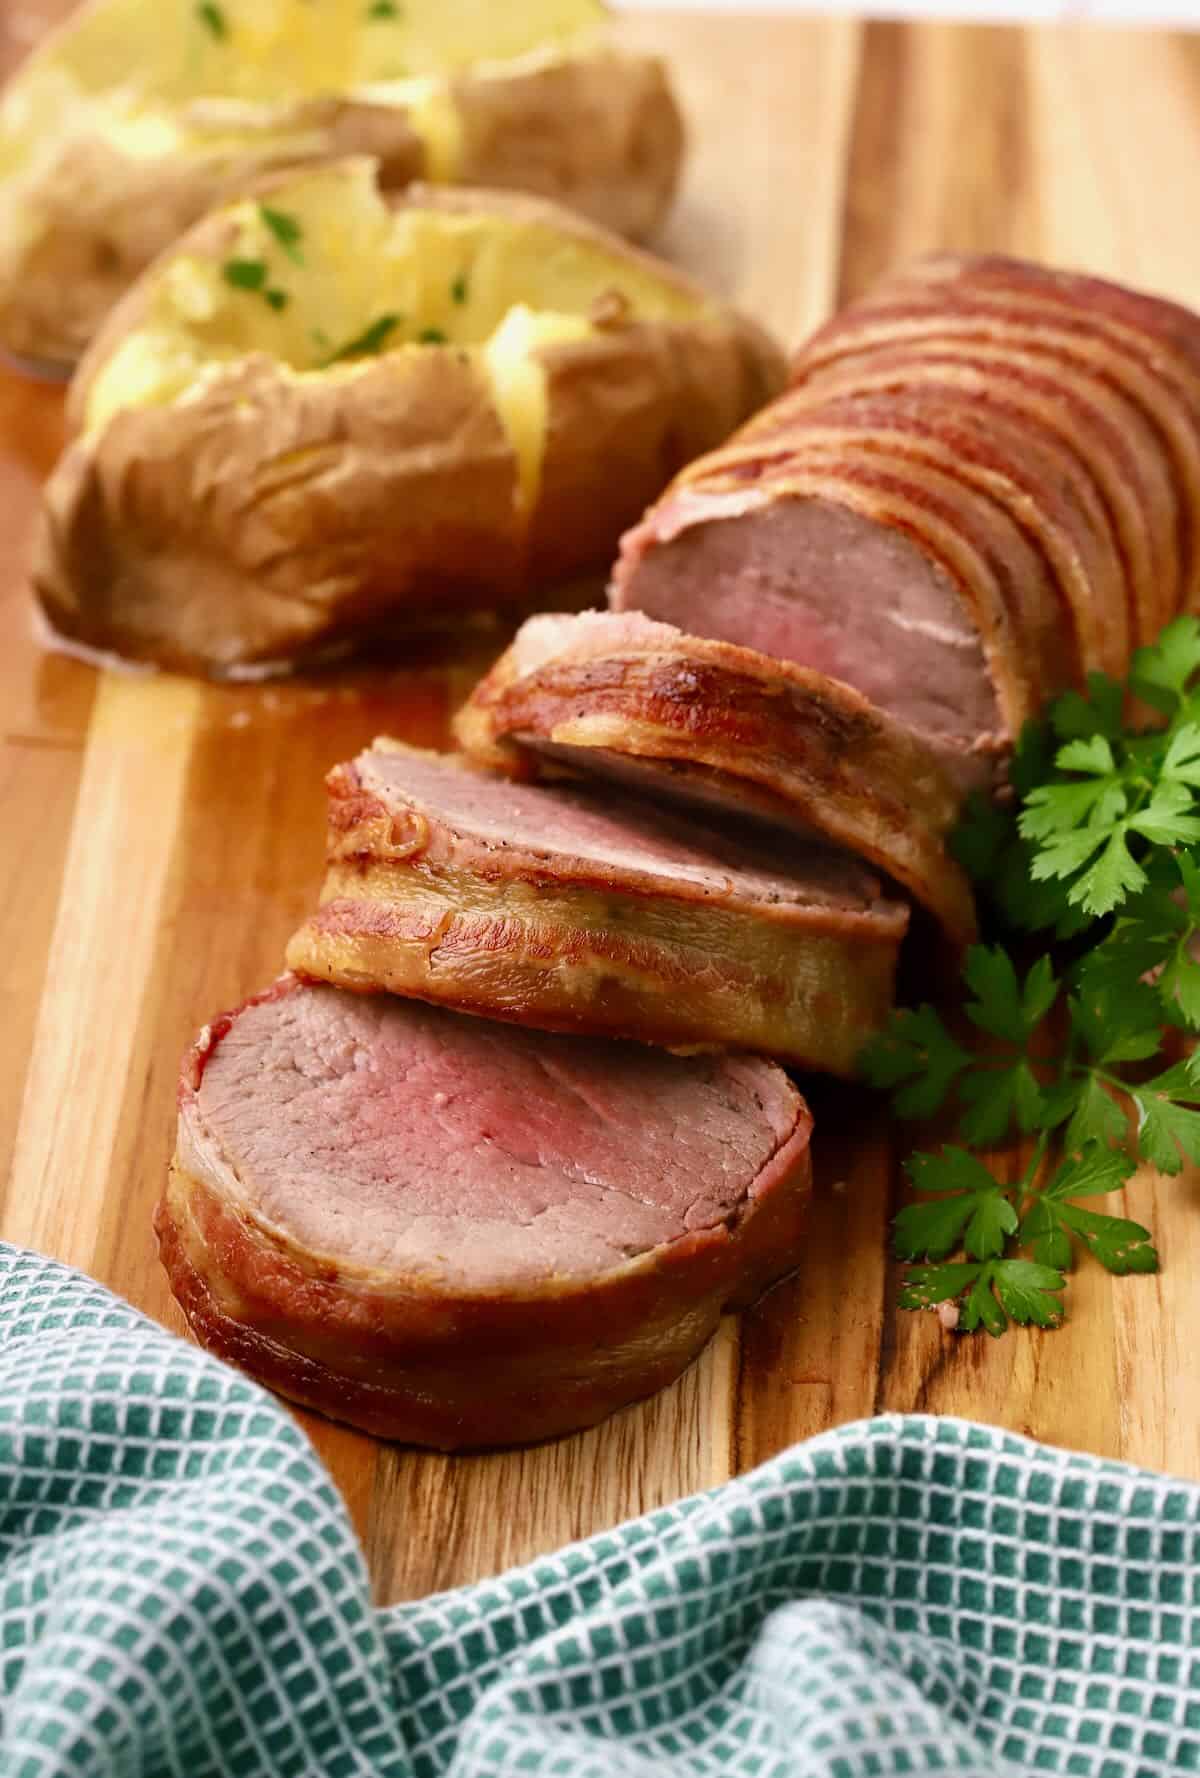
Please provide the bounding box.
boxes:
[735,1082,892,1471]
[370,1347,734,1602]
[837,21,1034,308]
[3,677,203,1259]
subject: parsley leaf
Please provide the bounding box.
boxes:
[989,1259,1066,1329]
[367,0,400,15]
[451,274,469,304]
[222,258,267,291]
[964,946,1057,1043]
[260,205,304,264]
[951,799,1081,933]
[1161,722,1200,787]
[949,789,1013,883]
[196,0,227,37]
[1056,1204,1157,1273]
[222,258,289,312]
[1129,614,1200,715]
[1019,1198,1074,1269]
[1019,668,1200,917]
[1019,1144,1156,1274]
[1060,1074,1128,1157]
[894,1149,1017,1262]
[860,1005,970,1119]
[1048,672,1126,743]
[1043,1143,1137,1199]
[900,1259,1064,1335]
[1022,751,1142,913]
[322,313,402,364]
[1128,1058,1200,1175]
[953,948,1056,1142]
[952,720,1091,934]
[1069,977,1163,1068]
[960,1266,1009,1336]
[1166,856,1200,1022]
[418,326,448,344]
[864,948,1066,1147]
[1080,850,1200,1027]
[899,1261,984,1312]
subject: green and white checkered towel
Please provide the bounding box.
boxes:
[0,1242,1197,1778]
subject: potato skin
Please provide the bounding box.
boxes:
[35,352,524,676]
[450,49,684,244]
[0,50,684,369]
[35,183,786,677]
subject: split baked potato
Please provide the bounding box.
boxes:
[0,0,684,366]
[33,158,785,676]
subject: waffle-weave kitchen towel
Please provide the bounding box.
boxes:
[0,1240,1196,1778]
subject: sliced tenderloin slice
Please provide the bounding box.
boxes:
[158,976,814,1449]
[610,466,1009,793]
[453,610,977,944]
[286,742,907,1074]
[612,257,1200,779]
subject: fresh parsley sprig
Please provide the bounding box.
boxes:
[900,1259,1065,1335]
[865,614,1200,1334]
[1019,616,1200,916]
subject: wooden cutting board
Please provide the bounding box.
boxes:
[4,7,1200,1605]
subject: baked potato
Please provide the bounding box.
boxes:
[33,159,785,677]
[0,0,684,366]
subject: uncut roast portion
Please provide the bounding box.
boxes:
[612,254,1200,794]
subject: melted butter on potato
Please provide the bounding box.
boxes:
[83,160,713,513]
[484,307,591,511]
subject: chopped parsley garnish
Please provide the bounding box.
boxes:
[367,0,400,16]
[863,613,1200,1335]
[322,313,402,363]
[450,274,468,305]
[417,326,448,344]
[223,259,289,311]
[259,206,304,265]
[196,0,227,38]
[222,258,267,291]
